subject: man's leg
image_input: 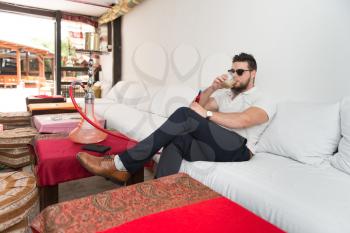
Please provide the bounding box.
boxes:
[119,106,207,173]
[121,107,249,174]
[155,127,250,178]
[76,107,200,181]
[155,134,193,178]
[77,107,249,181]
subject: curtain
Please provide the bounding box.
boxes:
[98,0,145,25]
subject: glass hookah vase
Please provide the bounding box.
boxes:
[69,88,107,144]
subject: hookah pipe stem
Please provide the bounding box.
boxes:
[69,82,137,143]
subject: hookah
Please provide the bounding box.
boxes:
[69,32,136,144]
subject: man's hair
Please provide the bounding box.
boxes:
[232,53,257,71]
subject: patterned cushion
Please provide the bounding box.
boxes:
[2,219,27,233]
[0,147,32,168]
[0,112,32,130]
[0,171,38,232]
[0,127,37,148]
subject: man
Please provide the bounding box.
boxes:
[77,53,276,182]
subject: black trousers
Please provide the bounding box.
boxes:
[119,107,250,178]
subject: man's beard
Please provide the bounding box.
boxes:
[231,77,251,94]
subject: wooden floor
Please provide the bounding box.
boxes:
[59,168,154,202]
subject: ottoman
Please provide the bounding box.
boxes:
[0,127,38,168]
[0,112,32,130]
[0,171,38,232]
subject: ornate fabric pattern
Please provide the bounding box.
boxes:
[0,147,32,168]
[0,171,38,232]
[0,112,32,130]
[31,173,219,233]
[0,127,38,148]
[0,112,32,122]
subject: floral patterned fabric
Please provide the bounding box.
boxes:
[31,173,219,233]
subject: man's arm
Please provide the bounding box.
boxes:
[198,86,219,111]
[190,103,269,129]
[210,107,269,129]
[198,74,230,111]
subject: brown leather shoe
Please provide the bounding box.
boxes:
[76,152,131,182]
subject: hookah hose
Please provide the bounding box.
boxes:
[69,81,137,144]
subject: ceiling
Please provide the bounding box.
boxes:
[0,0,117,17]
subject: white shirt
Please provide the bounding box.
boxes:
[213,87,276,153]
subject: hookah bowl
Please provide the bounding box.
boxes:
[69,85,107,144]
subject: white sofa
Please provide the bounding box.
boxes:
[94,81,350,233]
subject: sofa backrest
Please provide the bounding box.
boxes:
[105,80,198,117]
[105,81,149,106]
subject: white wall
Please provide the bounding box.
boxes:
[121,0,350,102]
[99,53,113,97]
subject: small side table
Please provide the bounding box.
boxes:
[28,133,142,210]
[28,102,77,116]
[26,96,66,111]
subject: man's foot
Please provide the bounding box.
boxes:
[76,152,131,182]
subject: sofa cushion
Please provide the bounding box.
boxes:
[105,81,148,106]
[180,153,350,233]
[256,102,341,165]
[135,84,161,112]
[136,85,197,117]
[153,85,197,117]
[330,97,350,175]
[103,103,167,141]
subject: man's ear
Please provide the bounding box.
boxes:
[251,70,257,78]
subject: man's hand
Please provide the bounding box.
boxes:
[190,102,207,118]
[211,74,229,90]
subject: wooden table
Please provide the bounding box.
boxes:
[28,133,142,210]
[27,102,77,115]
[25,95,66,111]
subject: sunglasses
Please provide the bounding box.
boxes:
[227,69,252,76]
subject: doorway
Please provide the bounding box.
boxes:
[0,11,55,112]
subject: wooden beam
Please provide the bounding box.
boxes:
[37,56,45,77]
[16,49,21,82]
[0,2,55,18]
[25,52,29,76]
[0,40,53,56]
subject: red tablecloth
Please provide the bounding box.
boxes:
[34,134,136,186]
